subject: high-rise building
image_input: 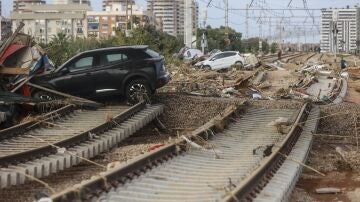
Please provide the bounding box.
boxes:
[53,0,91,6]
[13,0,46,12]
[147,0,198,42]
[102,0,135,11]
[0,0,2,17]
[320,6,360,53]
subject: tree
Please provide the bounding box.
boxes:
[270,42,278,54]
[196,26,242,52]
[43,26,183,66]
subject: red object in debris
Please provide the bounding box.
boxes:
[21,84,31,97]
[0,44,26,64]
[148,144,165,152]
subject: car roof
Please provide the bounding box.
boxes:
[214,51,238,55]
[80,45,149,54]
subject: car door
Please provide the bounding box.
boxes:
[210,53,226,70]
[93,51,132,93]
[227,52,238,66]
[53,54,98,96]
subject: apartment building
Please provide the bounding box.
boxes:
[320,6,360,53]
[13,0,46,12]
[147,0,198,41]
[11,4,91,44]
[53,0,91,5]
[102,0,135,11]
[87,4,146,38]
[0,16,11,40]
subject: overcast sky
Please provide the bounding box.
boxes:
[2,0,360,43]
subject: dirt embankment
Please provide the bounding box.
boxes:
[292,101,360,202]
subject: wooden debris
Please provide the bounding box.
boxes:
[27,82,102,108]
[315,187,341,194]
[0,67,29,75]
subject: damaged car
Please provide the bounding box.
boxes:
[30,45,171,103]
[197,51,245,71]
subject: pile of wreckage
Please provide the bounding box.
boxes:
[165,53,347,104]
[0,23,98,128]
[252,60,347,103]
[163,63,272,99]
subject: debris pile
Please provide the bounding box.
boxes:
[0,23,99,128]
[163,63,251,97]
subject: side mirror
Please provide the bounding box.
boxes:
[61,67,70,74]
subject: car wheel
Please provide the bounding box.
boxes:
[235,61,243,67]
[32,90,58,101]
[203,65,211,70]
[125,79,152,104]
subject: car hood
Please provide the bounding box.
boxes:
[201,60,212,65]
[194,61,204,66]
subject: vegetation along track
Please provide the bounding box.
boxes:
[0,102,164,188]
[50,102,319,202]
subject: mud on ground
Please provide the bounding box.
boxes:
[291,101,360,202]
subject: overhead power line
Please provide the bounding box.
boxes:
[229,8,323,10]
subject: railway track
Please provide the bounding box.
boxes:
[50,102,319,202]
[261,52,306,63]
[0,102,164,188]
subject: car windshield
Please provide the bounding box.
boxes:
[208,54,218,60]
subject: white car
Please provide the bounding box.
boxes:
[183,48,204,60]
[201,51,245,70]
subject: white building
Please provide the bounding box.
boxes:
[53,0,91,6]
[320,6,360,53]
[102,0,135,11]
[13,0,46,12]
[11,4,91,44]
[147,0,198,45]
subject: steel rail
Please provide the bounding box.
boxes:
[261,52,306,63]
[0,102,146,166]
[222,103,311,202]
[50,103,246,202]
[0,104,76,141]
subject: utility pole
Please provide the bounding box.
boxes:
[126,0,128,31]
[332,10,338,61]
[246,4,249,39]
[268,17,271,42]
[224,0,229,38]
[279,20,283,51]
[130,1,133,31]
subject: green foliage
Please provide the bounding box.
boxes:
[196,25,242,52]
[43,26,183,66]
[270,42,278,54]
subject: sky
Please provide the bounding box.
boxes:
[2,0,360,43]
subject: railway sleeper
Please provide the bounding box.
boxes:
[0,104,164,189]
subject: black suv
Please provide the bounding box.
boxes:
[31,45,170,103]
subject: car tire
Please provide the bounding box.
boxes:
[235,61,243,67]
[32,90,58,101]
[203,65,211,70]
[125,79,152,104]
